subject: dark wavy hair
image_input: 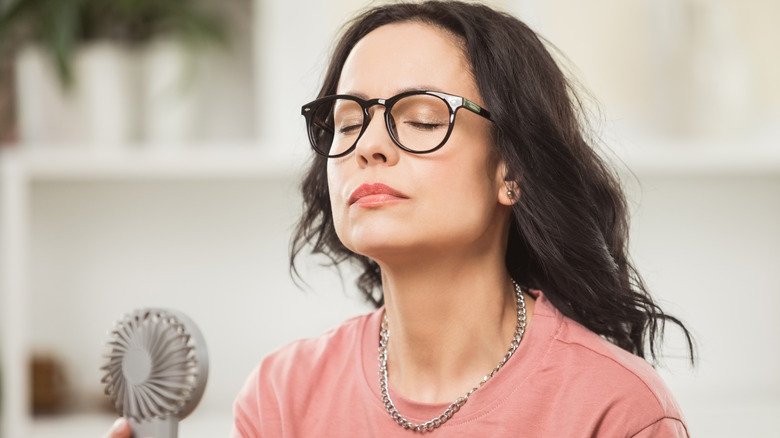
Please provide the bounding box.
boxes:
[290,0,696,366]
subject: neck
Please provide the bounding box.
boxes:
[379,252,529,404]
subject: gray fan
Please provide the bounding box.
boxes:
[101,308,208,438]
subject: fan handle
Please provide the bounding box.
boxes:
[130,417,177,438]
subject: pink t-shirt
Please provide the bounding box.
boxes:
[231,289,689,437]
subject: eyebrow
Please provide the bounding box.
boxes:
[341,85,447,99]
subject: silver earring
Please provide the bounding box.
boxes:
[507,188,515,200]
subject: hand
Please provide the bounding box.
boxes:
[104,417,131,438]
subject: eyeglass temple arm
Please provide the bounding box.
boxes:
[462,98,492,120]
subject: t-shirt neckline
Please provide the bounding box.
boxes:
[359,288,563,426]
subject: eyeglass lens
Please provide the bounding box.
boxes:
[309,94,451,156]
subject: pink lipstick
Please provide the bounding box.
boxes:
[348,183,408,206]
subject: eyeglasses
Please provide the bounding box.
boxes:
[301,90,492,158]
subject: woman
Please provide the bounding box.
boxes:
[108,1,695,437]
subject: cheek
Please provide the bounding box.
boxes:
[416,156,497,228]
[439,140,501,227]
[326,162,351,245]
[327,164,341,206]
[440,132,498,204]
[326,162,338,205]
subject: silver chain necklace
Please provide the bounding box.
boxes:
[378,280,527,433]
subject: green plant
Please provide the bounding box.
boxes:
[0,0,228,87]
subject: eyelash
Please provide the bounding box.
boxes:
[338,124,362,134]
[405,121,444,131]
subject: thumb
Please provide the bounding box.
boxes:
[106,417,130,438]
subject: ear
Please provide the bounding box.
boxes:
[499,180,520,206]
[496,161,520,206]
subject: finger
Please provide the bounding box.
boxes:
[106,417,131,438]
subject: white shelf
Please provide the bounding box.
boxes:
[1,137,777,182]
[5,143,307,181]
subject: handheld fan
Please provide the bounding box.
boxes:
[101,308,208,438]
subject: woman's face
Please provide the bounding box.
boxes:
[328,21,513,262]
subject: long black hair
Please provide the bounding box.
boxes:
[290,1,696,366]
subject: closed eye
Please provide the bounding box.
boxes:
[405,121,446,131]
[338,124,363,134]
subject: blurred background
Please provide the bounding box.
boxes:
[0,0,778,436]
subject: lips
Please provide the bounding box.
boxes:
[348,183,409,206]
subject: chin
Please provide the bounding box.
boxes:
[349,236,459,266]
[345,237,404,259]
[342,233,417,260]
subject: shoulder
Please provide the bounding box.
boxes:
[231,311,376,437]
[552,316,681,414]
[235,310,374,401]
[262,311,372,379]
[543,314,688,436]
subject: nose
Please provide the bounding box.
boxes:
[354,105,399,168]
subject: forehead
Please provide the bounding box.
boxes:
[337,21,477,99]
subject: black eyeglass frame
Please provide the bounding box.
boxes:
[301,90,492,158]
